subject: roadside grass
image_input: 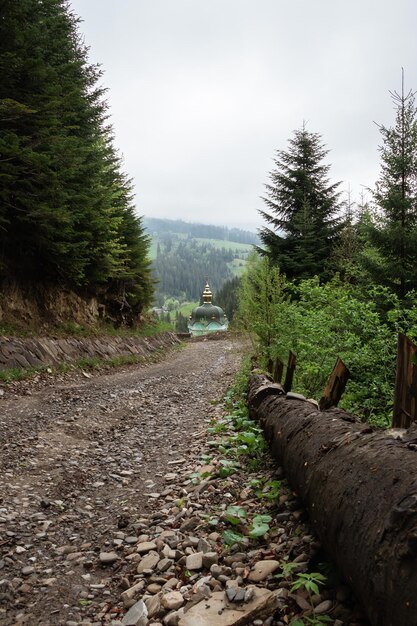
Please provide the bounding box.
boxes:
[0,323,38,337]
[0,319,173,339]
[0,366,45,384]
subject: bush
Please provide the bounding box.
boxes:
[237,255,402,427]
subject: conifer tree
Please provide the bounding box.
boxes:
[0,0,153,316]
[215,276,240,321]
[258,126,343,280]
[175,311,189,333]
[365,75,417,298]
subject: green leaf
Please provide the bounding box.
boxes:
[305,580,320,595]
[222,529,244,546]
[248,514,272,538]
[253,514,272,524]
[291,572,326,596]
[224,505,246,525]
[248,523,269,538]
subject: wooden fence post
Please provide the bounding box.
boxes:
[283,351,297,392]
[273,357,284,383]
[319,358,350,411]
[393,333,417,429]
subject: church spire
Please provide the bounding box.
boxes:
[202,277,212,304]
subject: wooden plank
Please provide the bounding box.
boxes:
[393,334,417,429]
[273,357,284,383]
[283,351,297,392]
[319,358,350,411]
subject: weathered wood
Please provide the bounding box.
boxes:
[393,333,417,428]
[272,357,284,383]
[283,351,297,392]
[248,374,417,626]
[250,382,285,411]
[319,357,350,410]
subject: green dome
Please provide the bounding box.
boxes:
[188,280,228,336]
[192,303,227,324]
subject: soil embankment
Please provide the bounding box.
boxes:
[0,332,180,371]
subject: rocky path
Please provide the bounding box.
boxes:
[0,338,241,625]
[0,337,369,626]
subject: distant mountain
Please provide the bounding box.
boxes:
[143,217,259,246]
[144,217,256,306]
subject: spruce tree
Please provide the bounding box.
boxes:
[215,276,240,321]
[0,0,153,316]
[175,311,189,333]
[0,0,107,283]
[365,76,417,298]
[259,126,343,280]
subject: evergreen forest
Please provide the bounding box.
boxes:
[0,0,153,323]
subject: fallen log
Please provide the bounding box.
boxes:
[248,373,417,626]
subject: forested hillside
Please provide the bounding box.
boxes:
[0,0,153,327]
[144,218,256,305]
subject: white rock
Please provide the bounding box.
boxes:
[137,541,158,554]
[161,591,184,611]
[121,599,148,626]
[99,551,119,565]
[145,592,162,618]
[178,588,278,625]
[121,580,146,607]
[314,599,333,614]
[137,551,160,574]
[248,559,280,582]
[185,552,203,571]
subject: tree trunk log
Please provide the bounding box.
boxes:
[248,374,417,626]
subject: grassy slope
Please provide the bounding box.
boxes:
[194,238,254,252]
[148,234,252,280]
[148,237,253,262]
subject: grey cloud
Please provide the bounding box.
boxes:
[70,0,417,228]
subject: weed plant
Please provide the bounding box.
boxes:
[202,358,335,625]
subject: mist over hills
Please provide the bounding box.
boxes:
[143,217,259,246]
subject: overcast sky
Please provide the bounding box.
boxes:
[70,0,417,231]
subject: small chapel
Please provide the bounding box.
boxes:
[188,280,229,336]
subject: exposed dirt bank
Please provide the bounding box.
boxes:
[0,332,180,371]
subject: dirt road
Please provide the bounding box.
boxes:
[0,337,245,625]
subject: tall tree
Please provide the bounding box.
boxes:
[215,276,240,322]
[364,74,417,298]
[258,125,343,280]
[330,187,363,283]
[0,0,153,317]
